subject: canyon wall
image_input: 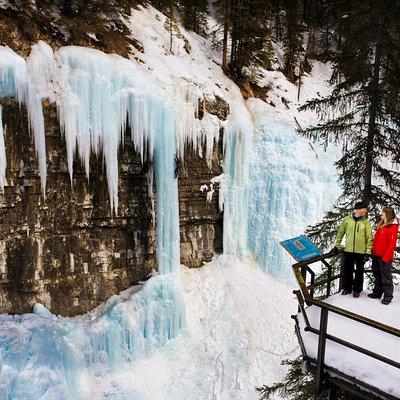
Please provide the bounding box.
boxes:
[0,99,225,316]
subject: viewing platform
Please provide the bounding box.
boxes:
[291,252,400,400]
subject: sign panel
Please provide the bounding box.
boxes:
[280,235,321,262]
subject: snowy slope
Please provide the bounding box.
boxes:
[88,258,298,400]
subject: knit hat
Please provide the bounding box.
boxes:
[354,201,368,209]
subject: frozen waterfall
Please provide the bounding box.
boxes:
[0,44,186,400]
[221,104,253,258]
[246,103,339,278]
[220,99,338,278]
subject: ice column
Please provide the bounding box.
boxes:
[222,105,253,258]
[0,106,6,190]
[153,101,181,274]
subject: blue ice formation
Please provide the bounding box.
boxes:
[0,106,6,190]
[0,44,185,399]
[0,275,183,399]
[0,43,181,275]
[247,110,339,278]
[222,105,253,259]
[0,46,47,193]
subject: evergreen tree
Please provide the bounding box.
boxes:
[283,0,304,82]
[298,0,400,251]
[229,0,275,77]
[212,0,274,78]
[163,0,180,53]
[257,357,358,399]
[212,0,232,72]
[180,0,208,36]
[150,0,169,13]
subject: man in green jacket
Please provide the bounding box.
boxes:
[333,201,373,297]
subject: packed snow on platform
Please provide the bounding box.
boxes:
[299,288,400,398]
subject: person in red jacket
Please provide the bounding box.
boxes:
[368,206,399,304]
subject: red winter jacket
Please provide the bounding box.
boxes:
[372,222,399,263]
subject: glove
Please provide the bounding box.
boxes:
[330,246,339,254]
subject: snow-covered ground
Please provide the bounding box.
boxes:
[299,288,400,398]
[0,257,298,400]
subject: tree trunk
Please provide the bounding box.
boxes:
[222,0,229,73]
[363,10,384,204]
[275,0,282,41]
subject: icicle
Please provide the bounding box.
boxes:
[0,46,28,102]
[0,106,6,191]
[25,81,47,194]
[54,47,175,213]
[0,46,47,194]
[0,44,187,399]
[27,41,57,102]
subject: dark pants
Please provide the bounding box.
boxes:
[371,255,394,300]
[342,252,365,293]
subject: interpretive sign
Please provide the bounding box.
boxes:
[280,235,321,262]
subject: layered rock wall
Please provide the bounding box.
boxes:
[0,99,225,316]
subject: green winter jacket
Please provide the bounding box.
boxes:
[335,214,373,254]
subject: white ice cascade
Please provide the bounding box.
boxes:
[0,45,186,399]
[221,103,253,258]
[246,104,339,278]
[0,46,47,193]
[170,82,221,165]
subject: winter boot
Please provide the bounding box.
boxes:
[368,292,382,299]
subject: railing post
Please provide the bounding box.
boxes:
[316,307,329,393]
[328,384,338,400]
[322,260,332,298]
[301,265,307,284]
[308,268,315,298]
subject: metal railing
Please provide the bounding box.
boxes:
[292,251,400,399]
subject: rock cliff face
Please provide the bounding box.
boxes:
[179,138,223,269]
[0,97,226,316]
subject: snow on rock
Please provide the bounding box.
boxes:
[129,5,244,163]
[299,289,400,398]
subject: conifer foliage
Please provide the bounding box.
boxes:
[257,358,358,400]
[179,0,208,36]
[299,0,400,250]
